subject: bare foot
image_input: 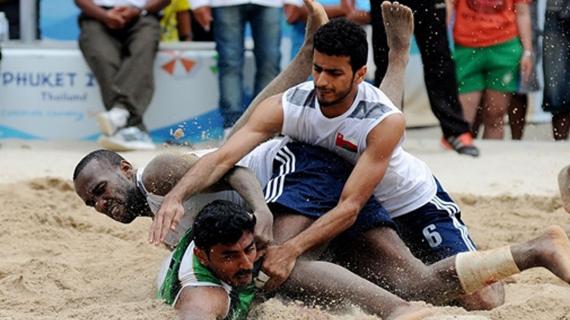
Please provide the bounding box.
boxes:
[558,165,570,213]
[302,0,329,48]
[533,225,570,283]
[388,303,433,320]
[381,1,414,54]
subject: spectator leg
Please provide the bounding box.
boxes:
[249,5,281,97]
[114,16,160,130]
[212,5,246,129]
[78,17,122,111]
[410,0,472,139]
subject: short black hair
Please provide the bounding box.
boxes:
[73,149,125,180]
[313,18,368,72]
[193,200,256,252]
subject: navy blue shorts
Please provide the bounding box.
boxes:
[394,178,477,265]
[263,141,396,238]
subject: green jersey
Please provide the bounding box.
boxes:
[157,229,256,320]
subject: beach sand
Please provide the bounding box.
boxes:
[1,134,569,319]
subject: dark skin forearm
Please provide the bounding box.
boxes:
[224,166,274,247]
[286,199,362,255]
[224,166,270,213]
[176,10,192,41]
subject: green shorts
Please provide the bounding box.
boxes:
[454,38,522,94]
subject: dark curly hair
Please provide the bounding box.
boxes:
[313,18,368,72]
[193,200,256,252]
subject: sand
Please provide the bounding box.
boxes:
[0,136,569,320]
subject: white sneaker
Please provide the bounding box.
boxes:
[98,127,156,151]
[96,107,129,136]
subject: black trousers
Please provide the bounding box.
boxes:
[370,0,470,138]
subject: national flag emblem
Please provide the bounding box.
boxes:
[335,133,358,153]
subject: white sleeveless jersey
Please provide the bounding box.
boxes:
[281,81,436,218]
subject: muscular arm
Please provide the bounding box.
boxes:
[288,114,405,253]
[224,166,275,248]
[149,95,284,244]
[263,114,406,288]
[144,153,267,202]
[176,287,229,320]
[144,153,200,196]
[145,153,274,246]
[223,167,270,213]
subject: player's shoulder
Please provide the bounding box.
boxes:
[144,152,198,195]
[283,81,316,108]
[353,82,402,119]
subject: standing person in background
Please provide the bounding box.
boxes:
[370,0,479,157]
[506,0,540,140]
[160,0,192,41]
[189,0,283,136]
[542,0,570,141]
[0,0,41,39]
[451,0,533,140]
[189,8,213,41]
[75,0,169,151]
[284,0,371,59]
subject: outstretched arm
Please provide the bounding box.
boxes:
[262,114,406,290]
[144,153,274,248]
[149,94,284,245]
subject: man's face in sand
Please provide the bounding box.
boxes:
[312,50,365,110]
[196,231,257,288]
[74,160,142,223]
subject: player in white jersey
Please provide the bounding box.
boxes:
[73,144,432,319]
[151,2,570,311]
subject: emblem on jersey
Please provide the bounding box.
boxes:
[335,133,358,153]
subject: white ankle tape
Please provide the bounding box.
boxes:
[455,246,520,294]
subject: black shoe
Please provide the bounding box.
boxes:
[441,133,480,157]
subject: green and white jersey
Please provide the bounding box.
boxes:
[157,229,256,320]
[179,241,256,320]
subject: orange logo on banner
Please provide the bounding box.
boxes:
[180,58,195,72]
[161,55,196,75]
[161,60,177,74]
